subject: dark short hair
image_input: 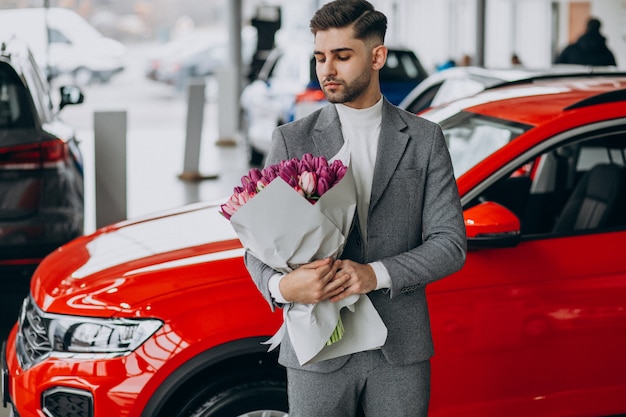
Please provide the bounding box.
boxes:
[310,0,387,44]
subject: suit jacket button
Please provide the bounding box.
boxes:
[356,238,362,247]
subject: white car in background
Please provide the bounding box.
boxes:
[240,45,313,165]
[145,27,257,92]
[0,7,126,84]
[399,64,620,114]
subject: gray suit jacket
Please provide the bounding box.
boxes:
[245,99,466,373]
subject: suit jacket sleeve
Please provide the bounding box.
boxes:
[376,121,466,298]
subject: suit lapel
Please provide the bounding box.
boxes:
[311,105,345,160]
[370,101,410,209]
[310,101,410,211]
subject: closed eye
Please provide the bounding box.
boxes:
[314,54,326,64]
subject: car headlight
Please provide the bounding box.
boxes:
[47,316,162,355]
[17,296,163,369]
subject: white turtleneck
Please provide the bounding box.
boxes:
[335,98,382,238]
[335,98,390,291]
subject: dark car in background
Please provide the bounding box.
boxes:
[0,36,84,336]
[241,45,428,165]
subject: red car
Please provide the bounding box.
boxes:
[3,74,626,417]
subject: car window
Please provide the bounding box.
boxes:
[0,62,35,131]
[466,127,626,237]
[440,112,529,177]
[404,82,443,114]
[48,27,71,44]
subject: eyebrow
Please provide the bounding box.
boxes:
[313,47,355,55]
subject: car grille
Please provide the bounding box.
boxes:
[42,387,93,417]
[15,296,52,370]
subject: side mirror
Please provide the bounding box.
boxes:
[59,86,84,110]
[464,201,521,249]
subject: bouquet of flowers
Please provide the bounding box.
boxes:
[220,154,349,221]
[220,153,387,365]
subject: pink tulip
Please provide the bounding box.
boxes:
[256,178,269,191]
[293,185,305,198]
[299,171,317,197]
[236,190,254,206]
[219,203,234,220]
[219,193,244,219]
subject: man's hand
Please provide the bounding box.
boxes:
[279,258,349,304]
[330,259,377,302]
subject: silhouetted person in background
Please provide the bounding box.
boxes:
[555,17,616,66]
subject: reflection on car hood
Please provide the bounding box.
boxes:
[31,201,245,316]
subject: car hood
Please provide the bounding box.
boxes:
[31,201,245,316]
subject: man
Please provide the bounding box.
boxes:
[555,17,617,66]
[245,1,466,415]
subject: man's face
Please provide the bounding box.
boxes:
[313,26,383,108]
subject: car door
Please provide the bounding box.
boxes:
[427,123,626,417]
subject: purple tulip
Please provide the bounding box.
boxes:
[262,166,278,182]
[241,175,257,194]
[314,156,328,172]
[317,176,330,196]
[298,153,311,172]
[248,168,263,184]
[279,163,299,187]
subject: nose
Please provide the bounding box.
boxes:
[317,59,336,80]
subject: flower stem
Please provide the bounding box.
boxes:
[326,317,345,346]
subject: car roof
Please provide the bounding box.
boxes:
[399,65,622,113]
[422,73,626,126]
[0,36,30,72]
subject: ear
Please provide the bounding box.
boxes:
[372,45,387,70]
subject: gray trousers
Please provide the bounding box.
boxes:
[286,350,430,417]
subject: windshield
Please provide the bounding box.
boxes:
[438,112,530,177]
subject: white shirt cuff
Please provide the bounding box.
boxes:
[268,273,288,304]
[370,261,391,290]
